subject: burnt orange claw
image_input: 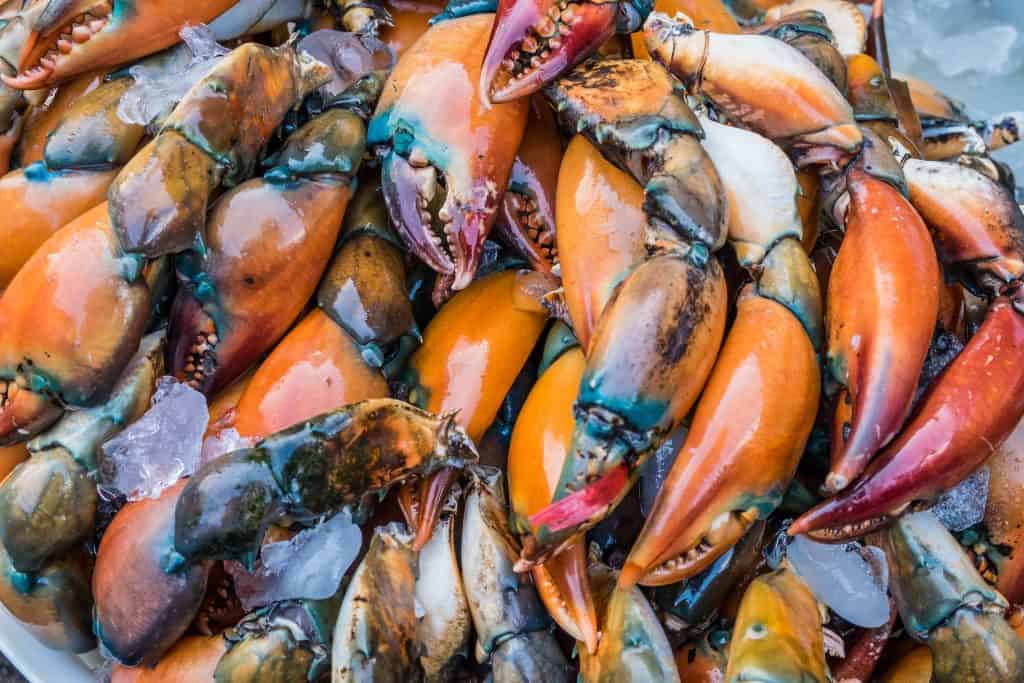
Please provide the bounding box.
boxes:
[791,297,1024,541]
[371,13,529,297]
[169,108,365,396]
[555,135,647,351]
[823,169,940,494]
[481,0,618,103]
[4,1,238,90]
[644,11,862,167]
[0,203,151,444]
[757,9,848,93]
[378,0,445,59]
[0,76,144,290]
[495,96,562,273]
[508,348,599,653]
[94,481,210,666]
[400,268,549,549]
[109,43,330,257]
[620,288,819,588]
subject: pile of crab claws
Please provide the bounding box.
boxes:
[481,0,617,104]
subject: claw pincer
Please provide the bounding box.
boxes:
[169,106,367,395]
[371,12,528,295]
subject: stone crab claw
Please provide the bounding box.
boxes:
[370,13,528,298]
[882,511,1024,682]
[725,567,829,683]
[480,0,618,103]
[4,0,239,90]
[173,399,478,566]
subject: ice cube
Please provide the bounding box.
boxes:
[99,377,208,501]
[932,466,989,532]
[200,427,255,467]
[232,510,362,610]
[787,536,890,628]
[117,24,229,127]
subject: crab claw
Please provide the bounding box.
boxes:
[521,253,727,564]
[174,400,478,565]
[620,289,819,588]
[4,1,237,90]
[882,511,1024,682]
[0,203,150,443]
[726,568,828,683]
[791,297,1024,541]
[824,169,940,494]
[508,347,599,653]
[371,14,528,294]
[94,481,209,666]
[481,0,617,103]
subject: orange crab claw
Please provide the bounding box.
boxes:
[555,135,646,351]
[824,170,940,494]
[400,269,549,548]
[791,297,1024,541]
[372,14,528,296]
[620,289,819,588]
[0,203,150,443]
[169,111,361,396]
[5,0,237,90]
[508,348,599,653]
[481,0,617,103]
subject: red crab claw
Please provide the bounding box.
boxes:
[790,296,1024,541]
[824,170,940,494]
[397,467,460,551]
[481,0,617,103]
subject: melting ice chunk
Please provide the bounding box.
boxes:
[232,510,362,610]
[117,23,230,127]
[100,377,208,501]
[932,466,989,532]
[787,535,890,628]
[200,427,255,467]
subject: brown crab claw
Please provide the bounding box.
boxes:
[5,1,237,90]
[481,0,617,103]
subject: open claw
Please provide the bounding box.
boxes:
[397,467,460,551]
[532,540,599,654]
[381,151,455,277]
[791,297,1024,541]
[482,0,617,103]
[5,1,237,90]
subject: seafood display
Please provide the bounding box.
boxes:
[1,0,1024,681]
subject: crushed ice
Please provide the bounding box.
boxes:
[231,510,362,610]
[786,535,890,628]
[932,466,989,532]
[99,377,208,501]
[117,24,230,127]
